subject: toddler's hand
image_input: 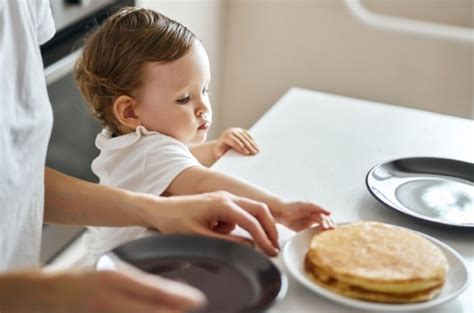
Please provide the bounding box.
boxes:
[275,200,335,231]
[213,128,259,159]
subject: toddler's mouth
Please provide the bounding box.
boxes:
[198,121,210,130]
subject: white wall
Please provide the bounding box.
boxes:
[219,0,473,131]
[138,0,473,136]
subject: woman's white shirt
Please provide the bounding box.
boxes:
[0,0,55,271]
[83,126,202,261]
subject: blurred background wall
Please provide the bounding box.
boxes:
[139,0,473,138]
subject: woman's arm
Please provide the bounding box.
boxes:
[44,167,148,227]
[0,267,205,313]
[44,167,279,255]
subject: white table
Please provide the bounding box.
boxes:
[211,88,473,313]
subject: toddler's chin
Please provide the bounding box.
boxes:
[188,133,207,144]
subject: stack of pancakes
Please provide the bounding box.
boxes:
[305,221,448,303]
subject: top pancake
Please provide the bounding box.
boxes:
[307,222,448,286]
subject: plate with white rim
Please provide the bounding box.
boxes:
[366,157,474,228]
[282,224,470,311]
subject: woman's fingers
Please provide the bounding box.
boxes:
[232,196,279,249]
[110,269,206,312]
[99,294,181,313]
[212,221,237,234]
[219,201,279,256]
[193,225,255,248]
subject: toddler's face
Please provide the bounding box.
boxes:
[134,42,212,144]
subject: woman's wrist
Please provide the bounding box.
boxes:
[134,193,190,232]
[131,193,163,229]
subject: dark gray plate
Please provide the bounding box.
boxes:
[366,157,474,228]
[96,234,287,313]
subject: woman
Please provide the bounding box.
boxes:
[0,0,280,312]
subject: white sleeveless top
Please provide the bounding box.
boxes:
[0,0,55,271]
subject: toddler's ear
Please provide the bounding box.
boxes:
[113,95,141,130]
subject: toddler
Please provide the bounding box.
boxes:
[75,7,334,259]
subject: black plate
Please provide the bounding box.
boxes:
[96,234,287,313]
[366,157,474,228]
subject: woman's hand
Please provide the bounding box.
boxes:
[273,200,336,232]
[140,191,280,257]
[213,128,259,159]
[0,267,205,313]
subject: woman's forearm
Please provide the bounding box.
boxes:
[44,167,149,227]
[0,270,50,312]
[0,271,32,312]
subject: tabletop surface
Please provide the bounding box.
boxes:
[212,88,473,313]
[49,87,473,312]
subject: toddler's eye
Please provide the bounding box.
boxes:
[202,88,211,96]
[176,96,190,104]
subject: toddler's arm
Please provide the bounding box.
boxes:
[188,140,218,167]
[165,166,334,231]
[189,128,259,167]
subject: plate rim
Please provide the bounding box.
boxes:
[282,224,470,312]
[96,234,288,311]
[366,156,474,228]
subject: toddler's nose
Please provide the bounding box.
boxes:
[195,103,210,117]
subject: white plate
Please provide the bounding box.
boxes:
[282,225,470,311]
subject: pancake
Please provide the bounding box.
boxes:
[305,254,443,303]
[304,221,448,303]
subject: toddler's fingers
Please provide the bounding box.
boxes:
[226,133,249,154]
[240,130,260,153]
[305,202,331,215]
[320,216,330,230]
[314,213,335,230]
[325,215,337,228]
[236,132,258,155]
[230,133,253,154]
[289,219,316,232]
